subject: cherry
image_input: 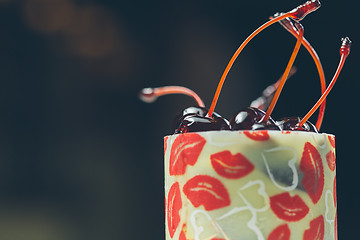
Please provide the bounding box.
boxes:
[176,106,209,119]
[277,117,318,132]
[230,107,280,130]
[174,106,230,134]
[175,113,230,134]
[172,106,209,130]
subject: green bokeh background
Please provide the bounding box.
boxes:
[0,0,357,239]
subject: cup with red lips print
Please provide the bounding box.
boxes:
[164,130,336,240]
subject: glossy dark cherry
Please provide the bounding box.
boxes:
[174,106,230,134]
[277,116,318,132]
[173,106,207,130]
[175,106,208,119]
[230,107,280,130]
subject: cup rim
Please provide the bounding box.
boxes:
[164,129,334,138]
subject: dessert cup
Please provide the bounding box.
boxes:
[164,130,336,240]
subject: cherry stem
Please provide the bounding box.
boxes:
[207,13,292,117]
[277,16,326,130]
[250,66,297,110]
[299,37,351,127]
[139,86,205,107]
[207,0,321,118]
[263,22,304,122]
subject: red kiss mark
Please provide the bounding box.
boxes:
[244,130,270,141]
[268,224,290,240]
[183,175,230,211]
[179,224,187,240]
[169,133,206,176]
[326,150,336,171]
[300,142,325,204]
[303,215,324,240]
[164,136,169,155]
[270,192,309,221]
[166,182,182,238]
[210,150,254,179]
[328,135,336,148]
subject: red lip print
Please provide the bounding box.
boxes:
[300,142,325,204]
[164,136,169,155]
[326,150,336,171]
[183,175,230,211]
[210,151,254,179]
[270,192,309,221]
[244,130,270,141]
[328,135,336,148]
[268,224,290,240]
[169,133,206,176]
[166,182,182,238]
[303,215,324,240]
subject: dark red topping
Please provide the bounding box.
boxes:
[176,114,230,134]
[174,106,230,134]
[173,106,209,129]
[230,107,280,131]
[277,117,318,132]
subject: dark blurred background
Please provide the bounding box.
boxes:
[0,0,357,239]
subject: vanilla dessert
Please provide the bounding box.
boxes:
[164,130,336,240]
[139,1,350,239]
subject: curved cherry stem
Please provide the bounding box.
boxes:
[276,16,326,130]
[263,22,304,122]
[139,86,205,107]
[207,0,321,118]
[207,12,292,117]
[299,37,351,127]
